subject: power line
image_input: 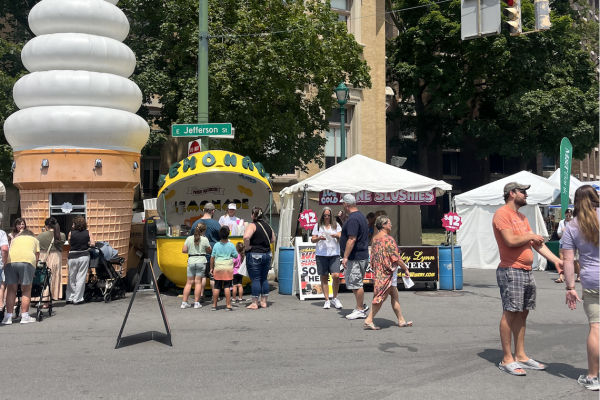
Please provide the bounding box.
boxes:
[208,0,455,39]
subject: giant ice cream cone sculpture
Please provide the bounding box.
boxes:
[4,0,149,273]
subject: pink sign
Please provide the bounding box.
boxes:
[318,189,436,206]
[299,209,318,230]
[442,212,462,232]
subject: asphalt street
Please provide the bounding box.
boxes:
[0,269,597,400]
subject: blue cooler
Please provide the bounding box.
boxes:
[278,247,295,295]
[438,246,463,290]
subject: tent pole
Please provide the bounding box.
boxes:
[449,191,455,291]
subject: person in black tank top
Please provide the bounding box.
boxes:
[66,216,95,304]
[243,207,275,310]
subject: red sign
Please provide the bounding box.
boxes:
[442,212,462,232]
[319,189,436,206]
[298,209,318,230]
[188,140,202,156]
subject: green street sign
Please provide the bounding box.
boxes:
[171,123,234,138]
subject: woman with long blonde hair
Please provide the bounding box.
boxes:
[563,185,599,391]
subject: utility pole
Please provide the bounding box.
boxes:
[198,0,209,151]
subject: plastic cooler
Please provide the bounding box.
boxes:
[278,247,295,295]
[438,246,463,290]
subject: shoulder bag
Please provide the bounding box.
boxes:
[37,235,54,270]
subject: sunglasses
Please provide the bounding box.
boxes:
[323,214,331,217]
[514,189,527,195]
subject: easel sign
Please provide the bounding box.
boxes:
[292,240,333,300]
[115,259,172,349]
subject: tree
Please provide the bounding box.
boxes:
[386,0,599,177]
[120,0,371,175]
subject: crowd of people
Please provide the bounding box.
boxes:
[0,216,95,325]
[182,204,275,311]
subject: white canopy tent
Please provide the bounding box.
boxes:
[547,169,582,200]
[454,171,575,270]
[275,154,452,272]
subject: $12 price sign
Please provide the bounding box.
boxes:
[442,212,462,232]
[299,209,318,230]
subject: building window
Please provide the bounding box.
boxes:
[489,154,504,174]
[542,154,556,171]
[49,193,86,236]
[331,0,352,31]
[142,158,161,199]
[443,153,459,176]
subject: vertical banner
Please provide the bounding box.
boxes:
[560,137,573,217]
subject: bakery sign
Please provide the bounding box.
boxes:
[319,189,436,206]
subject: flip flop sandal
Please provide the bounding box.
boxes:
[225,307,233,311]
[363,322,380,330]
[576,278,581,282]
[211,307,217,311]
[517,359,546,370]
[399,321,413,327]
[555,278,564,283]
[498,362,527,376]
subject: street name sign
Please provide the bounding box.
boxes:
[171,123,234,138]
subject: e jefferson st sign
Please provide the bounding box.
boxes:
[171,123,234,138]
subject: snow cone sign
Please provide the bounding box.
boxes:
[442,212,462,232]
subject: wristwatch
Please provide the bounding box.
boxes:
[566,287,576,290]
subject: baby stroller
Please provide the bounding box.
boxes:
[84,242,126,303]
[0,264,53,322]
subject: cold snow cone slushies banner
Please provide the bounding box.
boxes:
[319,189,436,206]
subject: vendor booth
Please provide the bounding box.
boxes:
[155,151,272,287]
[454,170,576,270]
[276,154,452,289]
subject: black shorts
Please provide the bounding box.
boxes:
[316,255,341,276]
[204,255,214,279]
[232,274,244,285]
[214,279,233,290]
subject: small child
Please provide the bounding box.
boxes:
[210,226,238,311]
[232,242,245,304]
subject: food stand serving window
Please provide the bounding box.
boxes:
[49,193,86,236]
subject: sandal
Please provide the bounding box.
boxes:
[225,307,233,311]
[517,358,546,370]
[211,306,217,311]
[246,304,259,310]
[363,322,380,330]
[399,321,413,327]
[498,361,527,376]
[576,277,581,283]
[554,277,564,283]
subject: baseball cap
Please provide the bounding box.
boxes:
[503,182,531,195]
[203,202,215,211]
[342,194,356,205]
[228,203,237,210]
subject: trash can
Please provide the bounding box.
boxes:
[278,247,295,295]
[438,246,462,290]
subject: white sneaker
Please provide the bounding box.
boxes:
[194,302,202,309]
[578,375,600,391]
[323,300,331,309]
[20,315,36,324]
[346,309,367,320]
[181,302,191,309]
[332,298,343,309]
[1,315,12,325]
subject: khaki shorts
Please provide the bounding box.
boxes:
[583,289,599,324]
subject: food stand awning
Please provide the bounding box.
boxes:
[276,154,452,272]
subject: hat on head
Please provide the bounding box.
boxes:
[342,194,356,205]
[503,182,531,195]
[203,202,215,211]
[228,203,237,210]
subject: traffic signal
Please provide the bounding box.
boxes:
[502,0,521,35]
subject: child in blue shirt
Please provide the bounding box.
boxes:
[210,226,238,311]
